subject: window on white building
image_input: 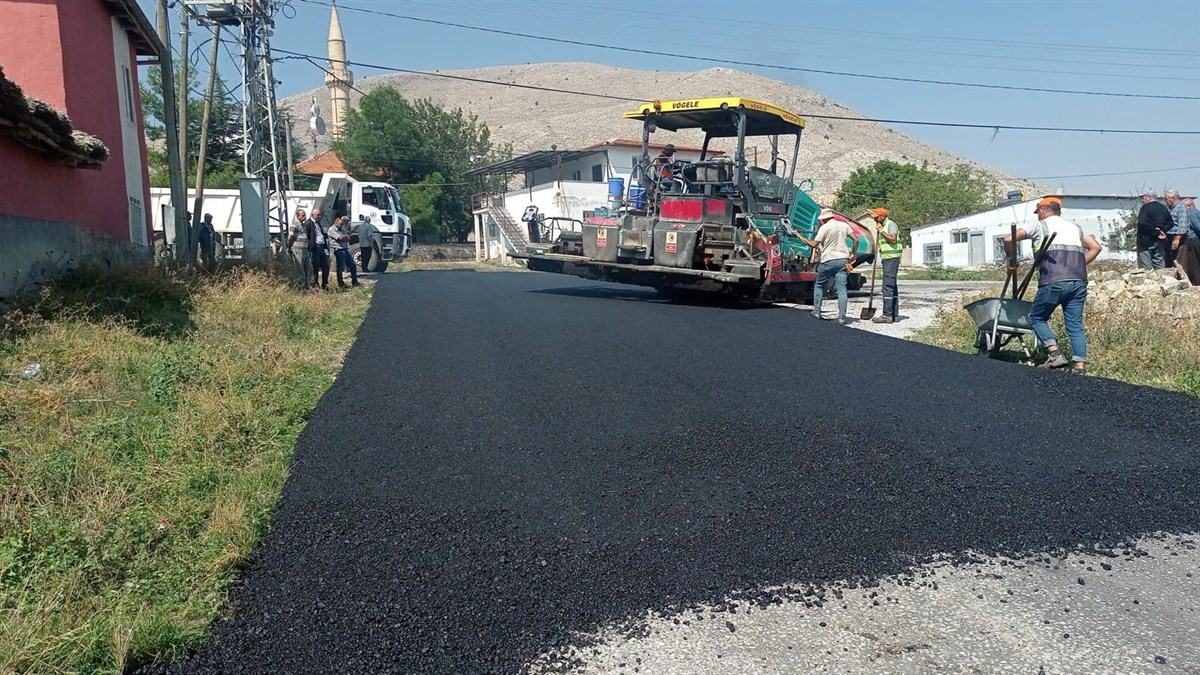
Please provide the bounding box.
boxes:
[924,244,943,264]
[951,231,968,244]
[591,164,603,182]
[994,236,1007,261]
[571,170,582,181]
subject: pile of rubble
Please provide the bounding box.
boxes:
[1088,267,1200,320]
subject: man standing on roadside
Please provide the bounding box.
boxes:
[329,216,361,288]
[797,208,859,325]
[1135,191,1172,270]
[1004,197,1102,375]
[310,207,331,290]
[1165,190,1189,268]
[287,208,314,291]
[870,207,903,323]
[358,213,377,273]
[1178,197,1200,285]
[198,213,216,270]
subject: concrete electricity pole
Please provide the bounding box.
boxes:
[155,0,188,263]
[177,0,193,261]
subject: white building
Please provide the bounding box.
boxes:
[909,195,1139,267]
[468,139,718,262]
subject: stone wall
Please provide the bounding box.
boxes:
[1088,267,1200,321]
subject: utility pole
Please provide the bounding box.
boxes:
[177,0,192,262]
[156,0,188,263]
[191,23,222,254]
[184,0,289,263]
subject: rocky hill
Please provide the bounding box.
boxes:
[281,62,1041,202]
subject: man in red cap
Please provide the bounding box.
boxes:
[1004,197,1102,374]
[871,207,902,322]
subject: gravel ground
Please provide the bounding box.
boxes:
[776,280,998,339]
[544,535,1198,674]
[151,271,1200,674]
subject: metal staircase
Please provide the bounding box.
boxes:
[486,203,529,254]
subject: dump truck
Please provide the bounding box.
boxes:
[150,173,411,272]
[514,97,873,301]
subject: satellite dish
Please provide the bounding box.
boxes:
[309,97,326,136]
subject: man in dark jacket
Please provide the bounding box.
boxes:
[1135,191,1173,270]
[310,207,331,290]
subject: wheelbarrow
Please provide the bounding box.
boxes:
[963,225,1055,360]
[964,296,1042,358]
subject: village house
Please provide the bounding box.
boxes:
[0,0,160,298]
[468,139,719,262]
[909,194,1140,267]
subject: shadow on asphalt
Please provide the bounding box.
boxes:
[528,285,782,310]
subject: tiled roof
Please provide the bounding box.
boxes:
[295,150,346,175]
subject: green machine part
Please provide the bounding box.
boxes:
[752,183,871,259]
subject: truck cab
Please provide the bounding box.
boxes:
[308,174,412,272]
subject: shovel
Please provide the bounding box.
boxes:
[860,244,880,320]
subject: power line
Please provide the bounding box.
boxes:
[524,0,1200,58]
[294,0,1200,101]
[1025,165,1200,180]
[273,48,1200,136]
[397,0,1200,80]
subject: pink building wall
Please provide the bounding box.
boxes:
[0,0,151,243]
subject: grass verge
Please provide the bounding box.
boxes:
[913,287,1200,397]
[0,265,371,673]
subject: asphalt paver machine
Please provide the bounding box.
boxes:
[516,97,872,301]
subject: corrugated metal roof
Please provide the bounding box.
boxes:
[464,149,606,177]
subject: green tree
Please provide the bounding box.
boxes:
[1101,209,1137,252]
[335,86,511,242]
[834,160,997,244]
[401,172,446,244]
[141,66,244,189]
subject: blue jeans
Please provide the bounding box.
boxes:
[1028,279,1088,362]
[334,248,358,286]
[813,258,849,319]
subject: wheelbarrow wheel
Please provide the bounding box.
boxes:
[975,329,999,358]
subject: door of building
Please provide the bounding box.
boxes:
[968,231,986,267]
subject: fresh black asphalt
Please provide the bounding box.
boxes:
[155,271,1200,674]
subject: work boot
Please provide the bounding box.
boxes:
[835,317,848,325]
[1072,365,1087,376]
[872,314,894,324]
[1039,351,1070,369]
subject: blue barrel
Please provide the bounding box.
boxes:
[628,185,646,208]
[608,177,625,198]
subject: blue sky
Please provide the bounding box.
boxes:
[147,0,1199,195]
